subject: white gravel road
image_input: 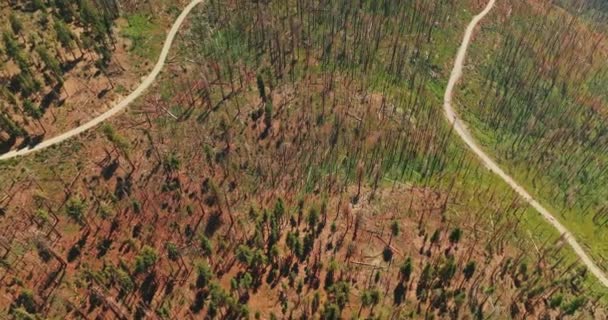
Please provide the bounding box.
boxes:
[444,0,608,287]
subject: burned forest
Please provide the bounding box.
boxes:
[0,0,607,319]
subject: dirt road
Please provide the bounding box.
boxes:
[444,0,608,287]
[0,0,204,161]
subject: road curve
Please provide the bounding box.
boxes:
[444,0,608,287]
[0,0,205,161]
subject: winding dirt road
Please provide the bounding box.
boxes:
[0,0,205,161]
[444,0,608,287]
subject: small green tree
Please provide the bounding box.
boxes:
[66,197,86,225]
[360,290,372,314]
[273,198,285,222]
[449,228,462,245]
[54,20,77,58]
[438,257,457,286]
[549,294,563,309]
[325,259,339,289]
[114,268,134,293]
[23,100,42,121]
[9,14,23,39]
[360,288,380,315]
[13,290,37,314]
[561,297,586,316]
[416,263,433,301]
[264,102,273,129]
[307,207,319,231]
[32,0,46,10]
[163,152,181,172]
[389,220,400,245]
[54,0,76,21]
[236,244,254,266]
[36,46,62,81]
[166,242,180,261]
[134,246,158,274]
[2,31,21,59]
[321,303,340,320]
[102,124,135,169]
[256,75,267,102]
[16,72,40,97]
[199,235,213,257]
[23,99,45,133]
[239,272,253,291]
[195,263,213,288]
[329,281,350,309]
[0,113,26,137]
[79,0,113,49]
[400,257,413,282]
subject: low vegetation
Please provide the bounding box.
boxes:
[457,0,608,267]
[0,0,606,318]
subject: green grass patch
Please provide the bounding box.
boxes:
[121,14,164,61]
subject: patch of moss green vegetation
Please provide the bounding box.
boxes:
[121,14,163,61]
[182,0,608,298]
[455,1,608,278]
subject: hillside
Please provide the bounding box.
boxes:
[0,0,187,152]
[0,0,606,319]
[456,0,608,270]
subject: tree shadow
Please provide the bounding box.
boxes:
[60,56,84,73]
[139,272,158,305]
[101,159,119,180]
[17,134,45,149]
[40,83,64,112]
[0,136,17,154]
[97,87,111,99]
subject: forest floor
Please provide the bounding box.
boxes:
[444,0,608,288]
[449,0,608,291]
[0,0,190,155]
[4,0,607,292]
[0,0,203,160]
[0,0,607,318]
